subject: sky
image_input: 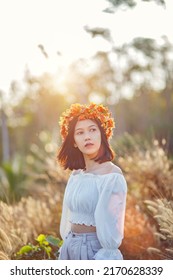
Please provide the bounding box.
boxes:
[0,0,173,100]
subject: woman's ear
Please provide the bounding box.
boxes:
[74,143,77,148]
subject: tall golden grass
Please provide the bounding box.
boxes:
[0,181,64,259]
[0,140,173,259]
[145,198,173,259]
[118,141,173,259]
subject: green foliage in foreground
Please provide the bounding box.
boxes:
[0,155,29,203]
[15,234,63,260]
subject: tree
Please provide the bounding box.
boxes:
[104,0,165,13]
[0,91,10,163]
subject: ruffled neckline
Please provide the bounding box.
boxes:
[72,169,123,178]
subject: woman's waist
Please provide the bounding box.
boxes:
[70,211,96,227]
[71,223,96,233]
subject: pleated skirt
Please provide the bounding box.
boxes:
[58,231,102,260]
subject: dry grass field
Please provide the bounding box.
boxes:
[0,140,173,260]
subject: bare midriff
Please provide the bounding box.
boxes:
[71,223,96,233]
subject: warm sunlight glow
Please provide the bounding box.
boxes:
[0,0,173,100]
[89,92,104,104]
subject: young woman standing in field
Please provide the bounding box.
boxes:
[57,103,127,260]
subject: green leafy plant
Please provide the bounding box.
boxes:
[0,155,29,203]
[15,234,63,260]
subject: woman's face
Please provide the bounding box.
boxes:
[74,119,101,158]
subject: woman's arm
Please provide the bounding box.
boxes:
[94,174,127,260]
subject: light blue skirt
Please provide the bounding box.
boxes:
[58,231,102,260]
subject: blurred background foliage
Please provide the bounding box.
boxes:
[1,33,172,162]
[0,0,173,260]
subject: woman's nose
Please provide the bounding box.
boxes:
[84,134,91,141]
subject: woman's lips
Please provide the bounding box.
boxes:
[85,143,94,148]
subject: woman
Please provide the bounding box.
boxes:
[57,103,127,260]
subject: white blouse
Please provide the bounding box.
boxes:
[59,169,127,260]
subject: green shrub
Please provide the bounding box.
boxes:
[14,234,63,260]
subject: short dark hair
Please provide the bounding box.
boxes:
[57,117,115,170]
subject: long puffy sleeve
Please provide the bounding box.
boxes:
[59,177,72,240]
[94,174,127,260]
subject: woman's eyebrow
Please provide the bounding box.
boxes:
[75,125,97,131]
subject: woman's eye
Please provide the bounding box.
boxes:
[76,128,96,135]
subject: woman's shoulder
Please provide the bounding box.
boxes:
[108,162,123,174]
[102,163,127,193]
[71,169,81,176]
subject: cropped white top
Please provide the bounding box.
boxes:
[59,169,127,260]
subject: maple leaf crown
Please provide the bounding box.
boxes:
[59,103,115,141]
